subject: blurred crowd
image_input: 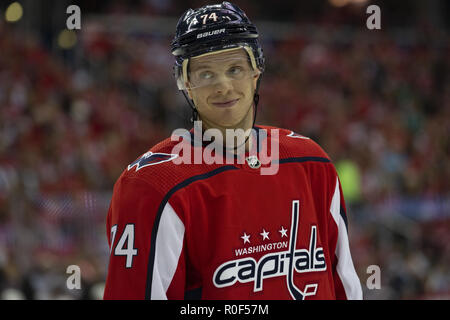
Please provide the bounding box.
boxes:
[0,1,449,299]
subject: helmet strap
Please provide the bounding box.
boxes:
[181,90,199,123]
[250,74,262,129]
[183,74,262,148]
[239,74,262,150]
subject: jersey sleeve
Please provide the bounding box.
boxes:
[328,173,363,300]
[103,175,187,300]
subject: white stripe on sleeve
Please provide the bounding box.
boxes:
[151,202,185,299]
[330,178,363,300]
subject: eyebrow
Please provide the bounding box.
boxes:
[190,60,249,73]
[190,64,214,72]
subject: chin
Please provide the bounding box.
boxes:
[216,120,240,129]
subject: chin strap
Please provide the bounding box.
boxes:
[182,74,262,134]
[251,75,262,129]
[181,90,198,123]
[181,83,262,152]
[232,75,262,151]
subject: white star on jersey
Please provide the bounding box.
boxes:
[241,232,250,244]
[279,226,288,238]
[260,229,270,241]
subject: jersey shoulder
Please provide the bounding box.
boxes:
[114,132,221,195]
[257,125,331,161]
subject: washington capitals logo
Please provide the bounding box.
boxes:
[213,200,326,300]
[287,131,310,139]
[127,152,178,172]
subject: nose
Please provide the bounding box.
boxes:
[213,75,234,94]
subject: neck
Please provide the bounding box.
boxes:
[199,104,254,154]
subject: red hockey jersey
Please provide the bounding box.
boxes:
[103,125,363,300]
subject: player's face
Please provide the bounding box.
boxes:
[186,48,260,129]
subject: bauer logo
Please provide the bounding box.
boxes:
[212,200,326,300]
[197,28,226,39]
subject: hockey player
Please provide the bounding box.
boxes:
[103,2,363,300]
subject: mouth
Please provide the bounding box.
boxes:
[211,99,239,108]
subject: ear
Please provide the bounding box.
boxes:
[253,73,260,89]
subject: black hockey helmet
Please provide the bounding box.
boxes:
[171,2,264,121]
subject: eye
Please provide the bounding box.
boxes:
[228,66,243,75]
[199,71,214,80]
